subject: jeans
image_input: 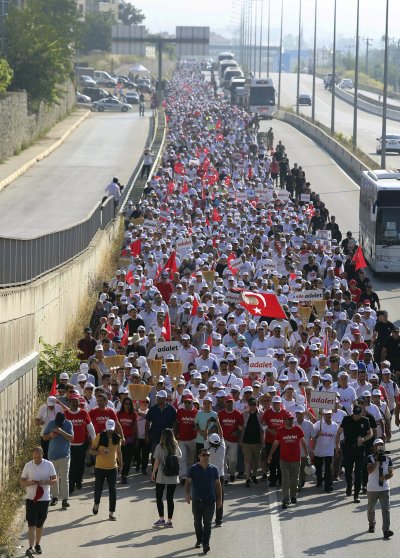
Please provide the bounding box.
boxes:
[134,438,150,472]
[280,460,300,503]
[69,443,88,491]
[224,440,239,477]
[314,456,333,489]
[215,477,224,524]
[94,467,117,512]
[343,446,364,496]
[367,490,390,532]
[40,438,50,460]
[51,455,70,501]
[155,483,177,519]
[192,500,215,547]
[121,443,135,477]
[178,440,196,479]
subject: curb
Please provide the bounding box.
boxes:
[0,109,91,193]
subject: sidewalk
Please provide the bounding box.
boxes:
[0,108,91,192]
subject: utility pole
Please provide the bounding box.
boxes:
[330,0,337,135]
[361,36,373,75]
[352,0,360,151]
[311,0,318,123]
[296,0,302,115]
[381,0,389,169]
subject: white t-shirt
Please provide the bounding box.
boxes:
[37,404,63,436]
[336,386,356,414]
[294,419,315,456]
[21,459,56,501]
[313,421,339,457]
[204,438,226,477]
[366,454,392,492]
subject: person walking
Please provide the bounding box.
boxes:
[135,398,151,474]
[90,418,122,520]
[140,148,154,179]
[175,393,198,484]
[312,409,338,492]
[185,447,222,554]
[20,446,57,557]
[151,428,182,528]
[267,414,308,509]
[366,438,394,539]
[204,432,226,527]
[117,397,138,484]
[241,397,263,488]
[42,412,73,509]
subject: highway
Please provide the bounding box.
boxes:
[271,72,400,169]
[19,119,400,558]
[0,110,150,238]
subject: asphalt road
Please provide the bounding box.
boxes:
[272,72,400,169]
[0,110,150,238]
[16,119,400,558]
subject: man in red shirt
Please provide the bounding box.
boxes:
[89,392,123,440]
[174,394,198,484]
[218,395,244,483]
[155,271,173,304]
[350,330,369,360]
[65,394,95,493]
[262,396,291,487]
[267,415,308,509]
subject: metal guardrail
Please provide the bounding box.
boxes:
[0,201,107,287]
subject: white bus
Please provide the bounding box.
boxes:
[360,169,400,274]
[244,78,276,119]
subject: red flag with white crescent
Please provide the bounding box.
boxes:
[240,290,286,318]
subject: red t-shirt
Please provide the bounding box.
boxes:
[117,411,137,439]
[64,409,91,445]
[262,408,291,444]
[276,425,304,462]
[176,408,198,441]
[218,409,244,442]
[89,407,118,434]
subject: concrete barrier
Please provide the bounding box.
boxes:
[274,110,370,184]
[334,86,400,122]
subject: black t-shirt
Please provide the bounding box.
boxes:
[243,412,261,444]
[125,317,145,336]
[374,321,395,345]
[340,415,371,447]
[383,336,400,367]
[364,412,377,451]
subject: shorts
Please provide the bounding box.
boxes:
[26,499,50,528]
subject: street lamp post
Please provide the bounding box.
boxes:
[259,0,264,77]
[352,0,360,150]
[381,0,389,169]
[267,0,271,77]
[330,0,337,135]
[311,0,318,122]
[278,0,283,108]
[296,0,302,114]
[253,0,258,75]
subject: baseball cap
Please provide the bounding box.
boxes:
[322,409,333,414]
[203,396,213,402]
[352,405,362,415]
[272,395,282,403]
[156,390,168,398]
[372,389,381,396]
[208,433,221,444]
[78,373,87,382]
[373,438,384,445]
[60,372,69,380]
[47,396,57,406]
[106,419,115,431]
[294,405,305,413]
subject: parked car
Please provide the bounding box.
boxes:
[76,91,91,104]
[116,77,136,89]
[376,134,400,155]
[297,94,312,106]
[82,87,110,102]
[92,98,132,112]
[78,75,96,87]
[338,78,353,89]
[93,70,117,88]
[125,91,140,105]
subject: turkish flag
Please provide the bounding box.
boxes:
[212,207,222,223]
[164,250,178,279]
[49,376,57,396]
[163,313,171,341]
[352,246,367,270]
[174,162,185,175]
[227,253,239,275]
[240,290,286,318]
[120,323,130,347]
[191,296,199,316]
[125,270,134,285]
[130,239,141,257]
[167,180,175,195]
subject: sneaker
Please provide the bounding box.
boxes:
[34,544,42,555]
[346,486,352,496]
[121,475,127,484]
[282,502,289,509]
[92,504,99,515]
[383,530,394,539]
[165,521,173,528]
[25,548,34,557]
[230,475,236,483]
[135,466,140,473]
[251,475,258,484]
[109,512,116,521]
[62,500,70,509]
[368,525,375,533]
[245,479,251,488]
[354,496,361,504]
[261,473,268,481]
[215,520,222,527]
[153,519,165,527]
[203,545,210,554]
[237,472,245,479]
[76,482,82,490]
[50,497,58,506]
[291,497,297,504]
[195,541,202,549]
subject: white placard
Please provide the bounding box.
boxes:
[300,193,311,202]
[235,191,247,202]
[176,237,193,258]
[309,390,336,410]
[224,289,242,305]
[143,219,158,230]
[258,189,273,203]
[248,356,275,374]
[228,257,242,272]
[316,230,332,241]
[276,190,290,200]
[155,341,181,359]
[294,289,324,302]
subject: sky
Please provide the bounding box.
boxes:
[132,0,400,46]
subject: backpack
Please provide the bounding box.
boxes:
[163,453,180,477]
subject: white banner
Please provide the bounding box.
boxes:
[228,257,242,272]
[248,356,275,374]
[235,191,247,202]
[309,390,336,410]
[257,189,273,203]
[276,189,290,200]
[155,341,181,360]
[176,237,193,258]
[224,289,242,305]
[143,219,158,230]
[295,289,324,302]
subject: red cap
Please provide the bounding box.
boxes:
[182,394,193,401]
[69,394,80,400]
[225,395,234,401]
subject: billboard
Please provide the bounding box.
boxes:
[176,26,210,58]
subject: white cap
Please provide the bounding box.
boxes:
[243,386,254,393]
[60,372,69,380]
[77,373,87,382]
[203,396,213,402]
[208,433,221,444]
[272,395,282,403]
[294,405,305,413]
[106,419,115,431]
[47,396,57,406]
[156,390,168,398]
[372,389,381,396]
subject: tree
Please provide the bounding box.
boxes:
[0,58,13,93]
[78,12,115,53]
[118,1,145,25]
[5,0,79,104]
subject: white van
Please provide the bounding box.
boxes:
[93,71,117,88]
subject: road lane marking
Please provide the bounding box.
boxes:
[268,490,284,558]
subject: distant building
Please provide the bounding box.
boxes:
[85,0,118,18]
